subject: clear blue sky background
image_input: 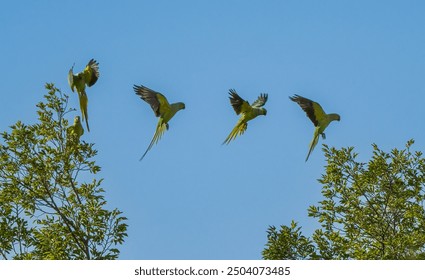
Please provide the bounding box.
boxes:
[1,0,424,259]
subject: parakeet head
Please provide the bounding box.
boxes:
[330,113,340,122]
[177,102,185,110]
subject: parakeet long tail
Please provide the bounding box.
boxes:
[305,129,320,162]
[140,121,168,161]
[79,91,90,132]
[222,120,248,145]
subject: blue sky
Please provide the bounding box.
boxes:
[1,1,424,259]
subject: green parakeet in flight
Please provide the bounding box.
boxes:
[223,89,268,145]
[68,59,99,132]
[134,84,185,161]
[290,94,340,162]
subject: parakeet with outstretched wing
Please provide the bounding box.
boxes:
[134,84,185,160]
[223,89,268,145]
[290,94,340,161]
[68,59,99,132]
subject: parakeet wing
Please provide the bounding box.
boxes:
[228,89,251,115]
[290,94,327,126]
[251,93,268,108]
[68,66,75,92]
[134,84,171,117]
[84,59,99,87]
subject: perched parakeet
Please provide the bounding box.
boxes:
[223,89,268,145]
[68,59,99,132]
[134,84,185,161]
[290,94,340,161]
[67,116,84,139]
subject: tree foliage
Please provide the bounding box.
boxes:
[0,84,127,259]
[263,140,425,259]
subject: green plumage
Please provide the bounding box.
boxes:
[290,94,340,161]
[67,116,84,140]
[134,84,185,160]
[223,89,268,145]
[68,59,100,132]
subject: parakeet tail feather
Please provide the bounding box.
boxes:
[140,121,168,161]
[222,121,248,145]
